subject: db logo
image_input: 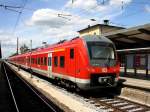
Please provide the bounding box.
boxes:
[102,68,107,73]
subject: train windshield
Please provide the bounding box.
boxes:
[90,46,114,59]
[87,42,116,66]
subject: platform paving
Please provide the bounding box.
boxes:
[119,71,150,106]
[120,76,150,90]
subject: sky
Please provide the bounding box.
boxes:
[0,0,150,58]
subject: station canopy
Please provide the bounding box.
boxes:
[103,23,150,50]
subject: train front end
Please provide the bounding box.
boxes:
[78,35,120,90]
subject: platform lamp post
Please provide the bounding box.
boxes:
[146,54,148,77]
[30,40,33,78]
[17,37,20,71]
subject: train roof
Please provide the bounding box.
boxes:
[82,35,113,44]
[9,35,114,58]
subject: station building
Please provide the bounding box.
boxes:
[78,23,124,36]
[78,23,150,76]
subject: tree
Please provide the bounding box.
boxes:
[20,44,29,54]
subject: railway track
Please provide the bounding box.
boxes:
[2,62,63,112]
[7,62,150,112]
[83,96,150,112]
[73,84,150,112]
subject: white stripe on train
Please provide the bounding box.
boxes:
[12,62,90,84]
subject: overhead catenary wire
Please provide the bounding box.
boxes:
[67,0,150,15]
[0,4,22,12]
[62,0,150,26]
[12,0,28,33]
[5,7,21,13]
[0,0,28,33]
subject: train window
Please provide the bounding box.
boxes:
[41,57,43,65]
[60,56,65,68]
[48,57,51,66]
[33,58,34,64]
[28,58,30,63]
[44,57,47,65]
[54,56,58,67]
[36,58,38,64]
[31,58,34,64]
[38,58,40,65]
[35,58,36,64]
[70,49,74,59]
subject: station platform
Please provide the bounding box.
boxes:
[120,67,150,80]
[119,68,150,90]
[119,67,150,90]
[120,76,150,90]
[119,70,150,106]
[119,75,150,106]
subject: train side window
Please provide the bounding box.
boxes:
[34,58,36,64]
[36,58,38,64]
[48,57,51,66]
[38,58,40,65]
[60,56,65,68]
[54,56,58,67]
[32,58,34,64]
[44,57,47,65]
[70,49,74,59]
[41,57,43,65]
[33,58,35,64]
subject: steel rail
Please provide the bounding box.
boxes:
[3,63,20,112]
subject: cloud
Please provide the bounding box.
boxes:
[64,0,133,23]
[25,8,97,43]
[0,30,40,58]
[0,32,17,58]
[65,0,98,11]
[145,5,150,13]
[2,47,16,58]
[110,0,132,6]
[27,9,70,28]
[65,0,107,13]
[65,0,132,12]
[27,8,94,29]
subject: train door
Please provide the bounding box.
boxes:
[67,48,76,81]
[48,52,52,78]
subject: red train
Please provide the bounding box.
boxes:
[8,35,120,90]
